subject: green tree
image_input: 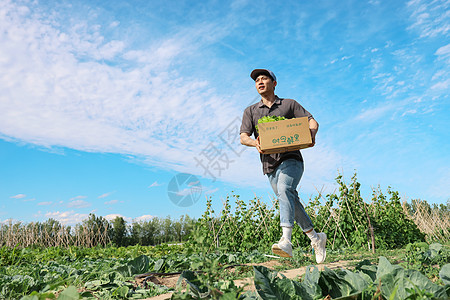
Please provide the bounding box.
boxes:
[111,216,127,247]
[77,214,110,247]
[181,214,196,241]
[163,216,174,243]
[370,188,425,249]
[174,217,182,242]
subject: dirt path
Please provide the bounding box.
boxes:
[143,259,354,300]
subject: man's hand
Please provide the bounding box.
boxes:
[308,118,319,148]
[309,130,316,147]
[240,132,263,153]
[255,136,263,153]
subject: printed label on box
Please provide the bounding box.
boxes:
[258,117,312,154]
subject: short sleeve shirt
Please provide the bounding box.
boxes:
[240,96,313,175]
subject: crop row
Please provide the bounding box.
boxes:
[0,244,269,299]
[1,242,448,299]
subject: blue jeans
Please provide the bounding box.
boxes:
[267,159,313,231]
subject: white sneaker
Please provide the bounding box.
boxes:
[271,237,293,258]
[311,232,327,264]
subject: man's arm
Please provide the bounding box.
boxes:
[309,118,319,147]
[240,132,263,153]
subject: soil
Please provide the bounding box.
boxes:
[140,258,355,300]
[135,274,181,291]
[134,259,285,291]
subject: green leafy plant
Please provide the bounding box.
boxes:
[2,172,448,299]
[402,242,450,282]
[188,194,281,253]
[193,173,427,255]
[255,116,286,132]
[252,257,450,299]
[172,257,248,299]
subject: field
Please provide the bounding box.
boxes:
[1,242,450,299]
[1,175,449,299]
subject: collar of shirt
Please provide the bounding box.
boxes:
[258,95,281,108]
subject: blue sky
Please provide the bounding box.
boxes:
[0,0,449,225]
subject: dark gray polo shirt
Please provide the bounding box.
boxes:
[240,96,313,175]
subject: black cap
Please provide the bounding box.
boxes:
[250,69,277,81]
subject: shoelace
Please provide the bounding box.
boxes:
[311,238,321,248]
[279,237,293,245]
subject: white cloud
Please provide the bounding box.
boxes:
[353,95,432,123]
[104,199,118,205]
[355,103,396,122]
[175,187,201,197]
[431,79,450,90]
[67,200,91,208]
[133,214,155,222]
[0,1,246,187]
[432,70,446,80]
[37,201,52,206]
[230,0,250,10]
[45,210,88,225]
[98,192,112,199]
[149,181,163,188]
[203,187,220,195]
[104,214,132,222]
[4,0,443,205]
[406,0,450,38]
[0,218,16,224]
[10,194,26,199]
[109,21,120,28]
[431,46,450,90]
[95,40,125,60]
[436,44,450,56]
[70,195,87,201]
[401,109,417,117]
[364,22,448,121]
[103,214,154,223]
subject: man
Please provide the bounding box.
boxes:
[240,69,327,263]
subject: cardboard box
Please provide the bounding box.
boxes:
[258,117,312,154]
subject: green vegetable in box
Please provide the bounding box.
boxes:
[256,116,286,132]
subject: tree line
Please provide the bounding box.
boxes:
[0,214,196,248]
[110,214,196,247]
